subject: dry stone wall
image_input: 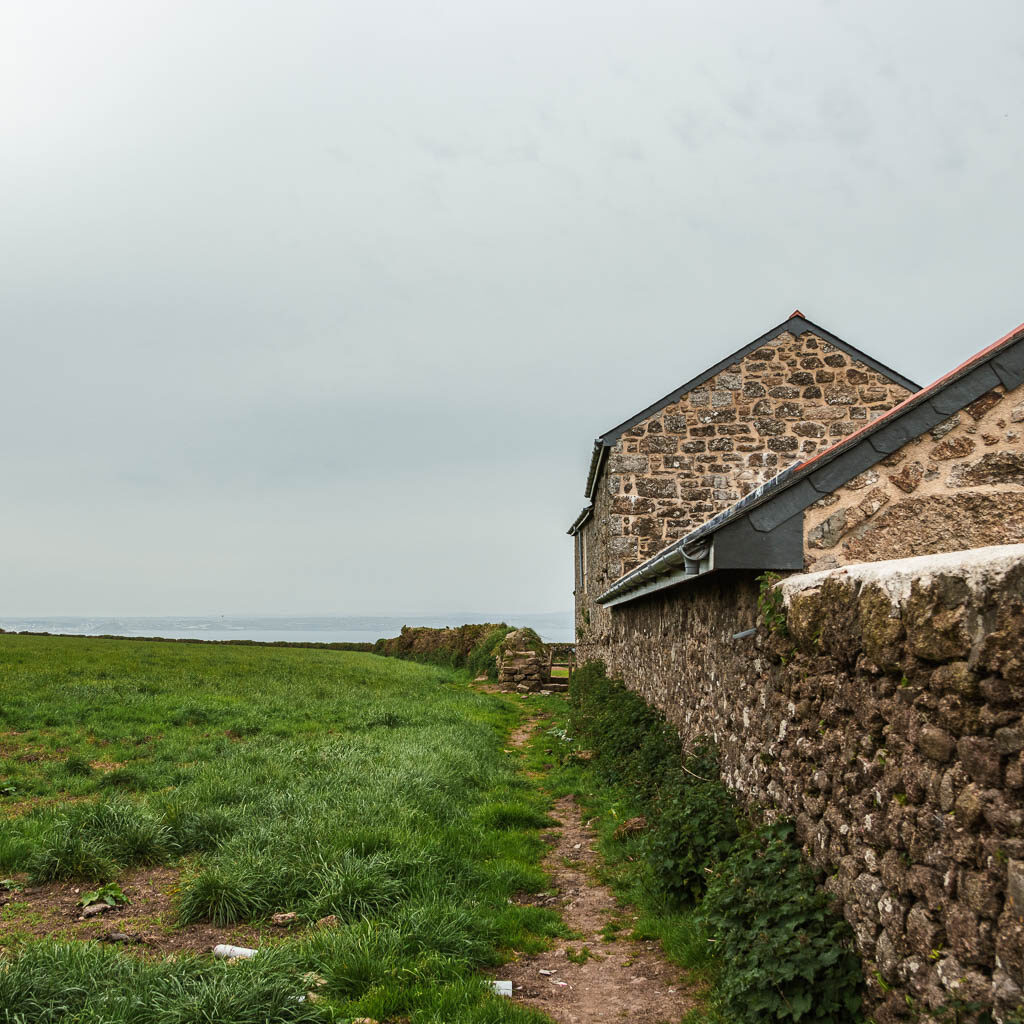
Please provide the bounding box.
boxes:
[575,328,911,646]
[805,384,1024,572]
[583,547,1024,1022]
[495,628,548,692]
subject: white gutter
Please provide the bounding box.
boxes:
[598,538,713,607]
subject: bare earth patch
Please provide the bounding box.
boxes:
[0,793,95,820]
[0,866,282,956]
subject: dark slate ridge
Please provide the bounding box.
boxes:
[597,321,1024,606]
[580,314,920,501]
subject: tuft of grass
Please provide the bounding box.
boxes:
[176,864,265,926]
[476,800,553,831]
[78,799,178,865]
[26,823,116,883]
[566,944,596,964]
[60,754,93,777]
[0,941,327,1023]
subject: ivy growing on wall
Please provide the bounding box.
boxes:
[757,572,789,636]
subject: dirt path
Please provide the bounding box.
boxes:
[495,710,702,1024]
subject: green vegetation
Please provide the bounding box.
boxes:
[0,634,558,1024]
[79,881,128,909]
[0,634,868,1024]
[564,944,596,964]
[702,823,863,1022]
[372,623,514,679]
[465,626,516,680]
[756,572,789,636]
[529,662,864,1024]
[521,694,727,1022]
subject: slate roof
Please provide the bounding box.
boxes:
[596,319,1024,607]
[579,313,919,503]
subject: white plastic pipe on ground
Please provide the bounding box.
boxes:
[212,944,257,959]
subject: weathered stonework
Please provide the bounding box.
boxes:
[496,649,547,692]
[585,547,1024,1022]
[804,383,1024,572]
[495,628,549,692]
[574,328,912,644]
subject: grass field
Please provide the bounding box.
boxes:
[0,634,561,1024]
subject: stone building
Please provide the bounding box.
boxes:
[568,312,917,644]
[592,319,1024,617]
[566,318,1024,1020]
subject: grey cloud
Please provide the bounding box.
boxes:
[2,0,1023,616]
[816,87,873,147]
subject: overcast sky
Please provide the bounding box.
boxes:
[2,0,1022,616]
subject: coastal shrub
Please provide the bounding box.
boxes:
[701,821,863,1024]
[465,626,513,680]
[372,623,511,674]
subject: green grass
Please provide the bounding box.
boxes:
[0,634,560,1024]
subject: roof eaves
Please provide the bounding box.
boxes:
[597,507,804,606]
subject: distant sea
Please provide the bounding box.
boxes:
[0,612,575,645]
